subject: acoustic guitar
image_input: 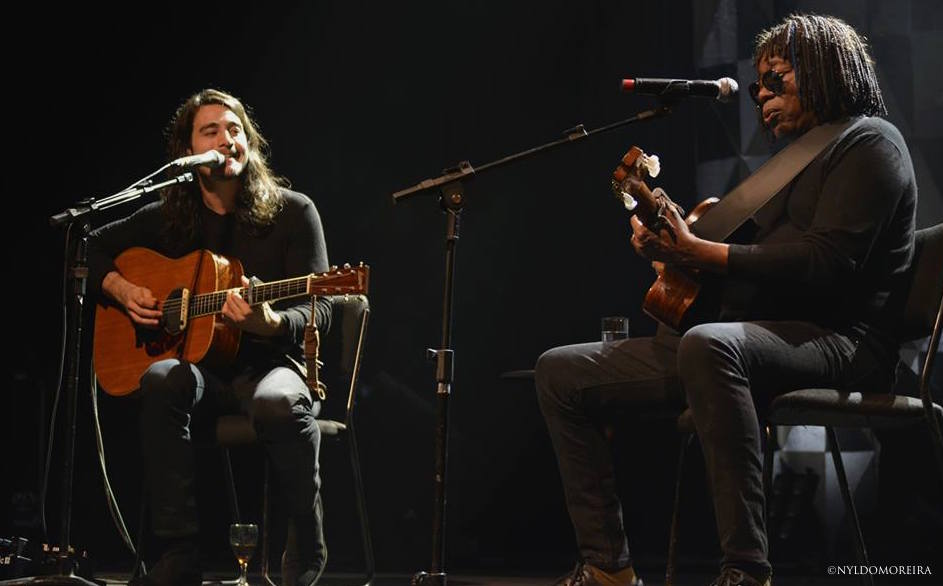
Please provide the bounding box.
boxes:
[611,146,721,330]
[93,247,369,396]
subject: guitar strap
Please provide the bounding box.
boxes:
[304,295,327,400]
[690,117,858,242]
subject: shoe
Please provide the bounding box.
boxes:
[708,567,771,586]
[553,561,643,586]
[128,540,201,586]
[281,506,328,586]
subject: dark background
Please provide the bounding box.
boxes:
[3,0,941,579]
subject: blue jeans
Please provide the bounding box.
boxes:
[138,358,323,558]
[535,320,895,573]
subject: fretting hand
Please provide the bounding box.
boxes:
[630,205,697,264]
[630,206,730,274]
[221,276,286,336]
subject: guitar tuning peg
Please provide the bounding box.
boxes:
[358,261,364,267]
[329,265,337,271]
[343,262,351,269]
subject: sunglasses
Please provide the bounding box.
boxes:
[748,69,787,105]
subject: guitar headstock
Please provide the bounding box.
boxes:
[308,263,370,296]
[610,147,690,237]
[610,146,661,214]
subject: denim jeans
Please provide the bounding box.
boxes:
[138,358,323,561]
[535,320,894,573]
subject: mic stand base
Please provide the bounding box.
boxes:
[412,571,447,586]
[0,550,100,586]
[0,576,100,586]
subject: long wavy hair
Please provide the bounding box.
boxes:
[161,89,286,245]
[753,14,886,123]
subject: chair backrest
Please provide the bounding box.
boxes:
[896,224,943,342]
[318,294,370,422]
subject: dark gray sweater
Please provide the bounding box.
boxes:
[725,116,917,344]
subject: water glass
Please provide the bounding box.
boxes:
[601,316,630,342]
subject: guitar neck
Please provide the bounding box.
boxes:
[189,276,311,318]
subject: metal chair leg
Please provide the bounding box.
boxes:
[261,459,276,586]
[131,479,149,581]
[926,411,943,490]
[826,427,873,586]
[222,448,242,523]
[763,424,774,526]
[347,419,375,586]
[666,432,693,586]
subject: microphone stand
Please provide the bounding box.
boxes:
[1,173,193,586]
[393,104,672,586]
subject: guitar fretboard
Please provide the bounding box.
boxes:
[190,276,310,318]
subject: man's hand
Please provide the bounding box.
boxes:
[102,271,162,327]
[630,206,697,264]
[221,276,286,337]
[630,207,730,273]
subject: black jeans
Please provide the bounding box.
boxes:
[535,320,894,573]
[138,358,323,560]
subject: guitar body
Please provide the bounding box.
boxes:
[642,266,702,331]
[93,247,244,396]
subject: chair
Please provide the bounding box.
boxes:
[667,224,943,586]
[215,294,375,586]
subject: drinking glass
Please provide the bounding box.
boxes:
[601,316,630,342]
[229,523,259,585]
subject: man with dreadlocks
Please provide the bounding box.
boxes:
[88,89,332,586]
[536,14,915,586]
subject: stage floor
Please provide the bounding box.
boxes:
[83,570,906,586]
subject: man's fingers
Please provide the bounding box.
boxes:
[127,306,161,327]
[227,290,251,313]
[129,301,161,319]
[223,291,255,324]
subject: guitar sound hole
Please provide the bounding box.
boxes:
[162,288,186,335]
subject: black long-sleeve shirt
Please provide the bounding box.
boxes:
[724,116,917,342]
[88,188,332,372]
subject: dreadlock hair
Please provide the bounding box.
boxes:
[161,88,286,246]
[753,14,886,123]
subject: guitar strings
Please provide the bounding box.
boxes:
[155,277,320,316]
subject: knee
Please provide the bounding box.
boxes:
[138,359,198,412]
[251,387,316,437]
[534,346,579,411]
[251,393,296,428]
[677,324,742,380]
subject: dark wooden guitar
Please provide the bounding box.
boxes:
[93,247,369,396]
[611,146,720,330]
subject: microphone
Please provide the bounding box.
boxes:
[621,77,739,102]
[170,150,227,168]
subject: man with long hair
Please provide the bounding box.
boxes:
[89,89,332,586]
[537,14,916,586]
